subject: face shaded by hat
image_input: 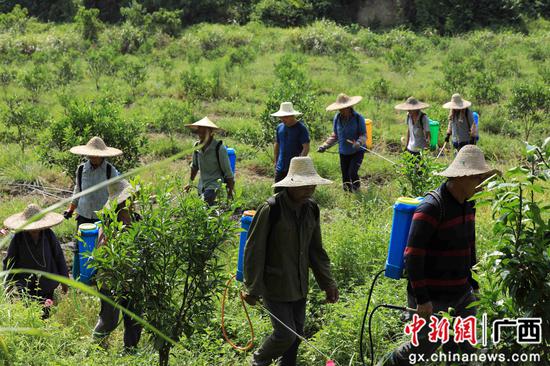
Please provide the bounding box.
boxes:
[442,94,472,110]
[326,93,363,112]
[70,137,123,157]
[272,156,332,188]
[4,204,64,231]
[394,97,430,111]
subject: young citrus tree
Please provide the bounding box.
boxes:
[93,178,238,366]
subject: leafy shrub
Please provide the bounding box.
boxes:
[150,8,182,37]
[182,24,253,60]
[180,67,224,101]
[469,72,501,104]
[439,47,470,94]
[119,23,146,54]
[290,20,353,55]
[224,46,256,71]
[150,99,196,135]
[367,76,391,101]
[475,140,550,360]
[0,4,29,34]
[397,152,445,197]
[86,47,120,90]
[385,44,416,73]
[119,58,147,99]
[1,96,48,152]
[147,135,185,158]
[251,0,313,27]
[18,63,53,101]
[507,81,549,142]
[74,6,102,42]
[94,178,238,366]
[39,95,146,177]
[56,56,81,86]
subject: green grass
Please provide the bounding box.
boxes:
[0,17,548,366]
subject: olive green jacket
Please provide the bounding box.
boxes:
[243,191,336,302]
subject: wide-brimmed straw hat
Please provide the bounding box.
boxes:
[442,93,471,110]
[70,136,123,157]
[271,102,302,117]
[4,204,64,231]
[272,157,332,188]
[185,116,221,130]
[104,179,138,209]
[326,93,363,112]
[394,97,430,111]
[436,145,500,178]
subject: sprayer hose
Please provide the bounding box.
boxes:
[221,274,255,351]
[359,268,386,366]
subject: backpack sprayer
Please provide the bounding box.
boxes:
[358,196,422,366]
[221,210,339,365]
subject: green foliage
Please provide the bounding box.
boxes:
[150,99,196,135]
[251,0,313,27]
[469,71,501,104]
[17,63,53,101]
[119,23,147,54]
[1,96,48,152]
[224,46,256,71]
[180,67,224,101]
[94,178,239,366]
[86,47,120,90]
[290,20,353,55]
[0,4,29,34]
[74,6,102,42]
[39,95,145,177]
[150,8,182,37]
[397,152,445,197]
[119,58,147,99]
[507,81,550,142]
[385,44,416,73]
[56,55,81,86]
[474,140,550,359]
[260,54,324,145]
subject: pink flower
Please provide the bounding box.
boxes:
[326,361,335,366]
[44,299,54,307]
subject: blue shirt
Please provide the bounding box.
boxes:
[275,121,310,173]
[72,160,120,220]
[333,111,366,155]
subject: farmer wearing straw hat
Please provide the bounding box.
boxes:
[395,97,431,155]
[318,93,367,192]
[93,179,143,351]
[271,102,311,190]
[3,204,69,318]
[243,156,339,366]
[443,94,477,152]
[184,117,235,206]
[379,146,500,366]
[64,136,121,280]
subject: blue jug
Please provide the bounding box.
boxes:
[77,223,99,284]
[236,210,255,282]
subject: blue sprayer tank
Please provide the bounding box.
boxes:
[236,210,255,282]
[472,112,479,142]
[77,223,99,284]
[385,197,422,280]
[226,148,236,174]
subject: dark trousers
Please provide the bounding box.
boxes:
[379,291,477,366]
[453,141,472,152]
[339,152,364,192]
[72,215,98,280]
[201,188,217,206]
[93,288,142,349]
[251,298,306,366]
[274,170,288,193]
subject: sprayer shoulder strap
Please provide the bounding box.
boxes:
[426,189,445,224]
[77,163,112,192]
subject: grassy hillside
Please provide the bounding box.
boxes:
[0,14,548,366]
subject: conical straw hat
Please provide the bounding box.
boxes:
[104,179,138,209]
[70,136,123,157]
[271,102,302,117]
[436,145,500,178]
[4,204,63,231]
[326,93,363,112]
[185,117,221,130]
[394,96,430,111]
[442,93,471,109]
[272,157,332,188]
